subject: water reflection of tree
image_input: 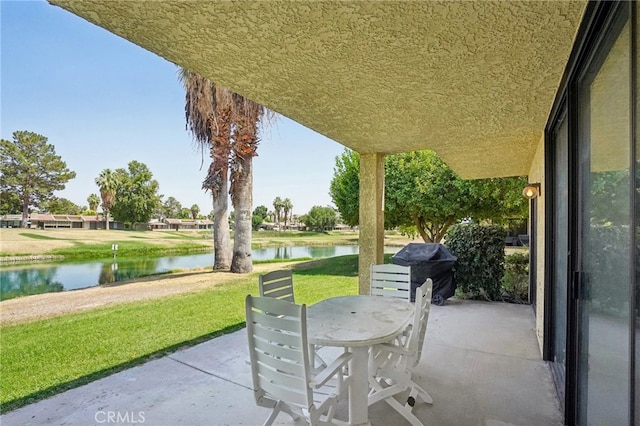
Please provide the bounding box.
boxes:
[308,246,334,258]
[274,246,291,260]
[0,267,63,301]
[98,258,161,285]
[99,262,118,284]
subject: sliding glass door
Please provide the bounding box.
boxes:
[576,6,631,424]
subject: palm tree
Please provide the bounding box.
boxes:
[190,204,200,220]
[282,198,293,231]
[95,169,117,230]
[180,68,273,273]
[229,94,268,273]
[87,193,100,212]
[273,197,283,228]
[180,68,233,270]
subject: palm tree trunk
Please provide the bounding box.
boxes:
[229,96,263,274]
[210,161,231,269]
[208,108,233,270]
[212,193,231,269]
[230,155,253,273]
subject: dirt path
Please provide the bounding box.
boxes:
[0,262,301,327]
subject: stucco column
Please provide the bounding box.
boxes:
[358,152,385,295]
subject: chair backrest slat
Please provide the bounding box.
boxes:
[259,270,295,302]
[253,346,306,378]
[254,327,302,361]
[252,307,301,332]
[370,264,411,301]
[252,322,302,348]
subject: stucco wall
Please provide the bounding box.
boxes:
[529,133,546,355]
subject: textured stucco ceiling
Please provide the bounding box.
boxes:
[49,0,586,179]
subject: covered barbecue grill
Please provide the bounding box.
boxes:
[391,243,457,305]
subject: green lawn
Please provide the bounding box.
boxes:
[49,241,211,261]
[0,255,359,412]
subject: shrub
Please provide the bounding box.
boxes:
[502,251,529,303]
[445,224,506,301]
[586,225,631,317]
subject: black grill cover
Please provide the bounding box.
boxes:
[391,243,457,304]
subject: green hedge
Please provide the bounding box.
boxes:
[445,224,506,301]
[502,251,529,303]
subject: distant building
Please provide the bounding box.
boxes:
[0,214,213,231]
[155,218,213,231]
[28,213,119,229]
[0,214,22,228]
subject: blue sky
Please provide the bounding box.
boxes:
[1,0,345,216]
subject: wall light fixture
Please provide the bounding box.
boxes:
[522,183,541,200]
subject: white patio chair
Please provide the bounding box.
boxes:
[259,269,295,302]
[367,279,433,426]
[259,269,329,370]
[370,264,411,301]
[245,295,352,426]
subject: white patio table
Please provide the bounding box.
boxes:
[307,295,414,426]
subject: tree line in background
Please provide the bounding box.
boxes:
[330,148,530,243]
[93,163,202,229]
[249,197,338,232]
[0,131,208,228]
[0,131,336,234]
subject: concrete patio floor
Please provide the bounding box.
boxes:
[2,298,562,426]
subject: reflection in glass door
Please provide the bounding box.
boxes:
[551,108,569,409]
[576,7,631,424]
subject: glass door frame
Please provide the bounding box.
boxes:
[544,99,571,420]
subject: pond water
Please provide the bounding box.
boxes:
[0,245,401,300]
